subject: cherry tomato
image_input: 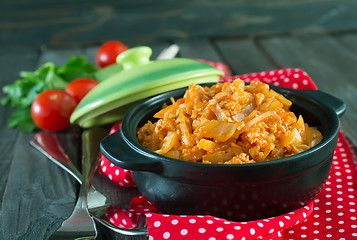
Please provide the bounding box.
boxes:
[96,40,128,68]
[31,90,77,131]
[65,78,99,103]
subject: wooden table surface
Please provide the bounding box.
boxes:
[1,31,356,239]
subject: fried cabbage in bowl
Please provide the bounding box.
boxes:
[137,79,322,164]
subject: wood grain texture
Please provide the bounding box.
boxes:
[295,33,357,89]
[259,35,357,146]
[214,37,277,75]
[2,0,357,46]
[37,46,84,66]
[335,33,357,53]
[0,133,78,240]
[0,46,39,211]
[1,29,357,239]
[176,39,223,62]
[0,47,80,240]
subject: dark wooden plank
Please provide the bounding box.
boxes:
[0,133,78,240]
[2,35,356,239]
[146,42,179,60]
[176,39,224,62]
[0,46,40,88]
[258,35,357,146]
[214,37,277,75]
[334,33,357,54]
[2,0,357,46]
[22,46,149,239]
[0,47,80,240]
[37,46,84,66]
[1,0,170,10]
[0,46,39,213]
[295,33,357,89]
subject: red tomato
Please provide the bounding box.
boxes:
[96,40,128,68]
[31,90,77,131]
[65,78,98,103]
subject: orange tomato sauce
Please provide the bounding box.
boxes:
[137,79,322,164]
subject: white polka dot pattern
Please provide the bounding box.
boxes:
[101,68,357,239]
[146,203,312,239]
[144,130,356,240]
[230,68,317,90]
[280,131,357,240]
[99,68,316,188]
[98,120,136,188]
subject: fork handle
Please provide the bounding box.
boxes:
[31,132,83,183]
[76,127,109,209]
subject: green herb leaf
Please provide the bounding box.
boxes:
[7,107,36,133]
[1,56,98,133]
[57,56,97,82]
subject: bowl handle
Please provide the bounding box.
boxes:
[100,130,162,173]
[297,89,346,117]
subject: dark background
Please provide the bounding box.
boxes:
[2,0,357,47]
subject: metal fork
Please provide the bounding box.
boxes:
[30,131,109,210]
[30,130,148,236]
[48,127,108,240]
[30,44,181,238]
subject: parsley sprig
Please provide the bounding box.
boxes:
[1,56,97,133]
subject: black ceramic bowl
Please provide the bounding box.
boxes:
[100,84,346,221]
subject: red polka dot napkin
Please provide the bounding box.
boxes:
[145,202,313,240]
[281,131,357,239]
[98,121,135,188]
[99,67,357,239]
[230,68,318,90]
